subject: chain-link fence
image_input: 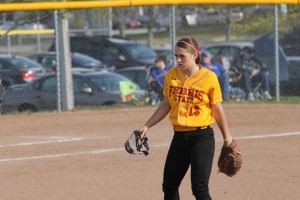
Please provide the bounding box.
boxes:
[0,4,299,114]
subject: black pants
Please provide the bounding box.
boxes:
[162,128,215,200]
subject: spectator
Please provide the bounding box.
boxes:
[201,50,230,101]
[148,55,172,103]
[232,46,272,100]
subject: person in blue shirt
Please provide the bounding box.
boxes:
[201,50,230,101]
[148,55,172,103]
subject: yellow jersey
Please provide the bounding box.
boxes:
[163,66,222,127]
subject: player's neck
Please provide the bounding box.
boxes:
[183,65,200,77]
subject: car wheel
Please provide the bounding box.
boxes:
[19,104,37,113]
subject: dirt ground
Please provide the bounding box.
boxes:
[0,104,299,200]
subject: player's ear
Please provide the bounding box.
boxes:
[193,52,198,60]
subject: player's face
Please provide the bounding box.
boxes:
[175,47,196,70]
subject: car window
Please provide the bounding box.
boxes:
[118,70,136,82]
[102,47,121,60]
[40,76,57,92]
[219,47,241,59]
[89,73,140,92]
[118,69,148,90]
[34,56,56,68]
[123,43,156,59]
[72,53,101,66]
[0,60,11,69]
[10,56,43,69]
[205,47,221,57]
[91,74,122,91]
[44,57,56,68]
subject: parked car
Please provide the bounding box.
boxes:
[28,52,108,73]
[155,14,183,30]
[230,8,244,23]
[18,23,48,30]
[282,57,300,96]
[0,54,47,88]
[1,71,146,114]
[138,14,183,30]
[116,66,150,90]
[48,36,157,70]
[0,21,15,30]
[196,11,226,25]
[125,16,142,29]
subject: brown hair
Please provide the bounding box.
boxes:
[154,54,167,64]
[176,36,201,64]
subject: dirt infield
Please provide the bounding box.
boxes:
[0,104,299,200]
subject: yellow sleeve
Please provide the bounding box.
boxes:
[209,73,223,104]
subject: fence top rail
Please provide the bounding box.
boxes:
[0,0,299,12]
[0,29,55,36]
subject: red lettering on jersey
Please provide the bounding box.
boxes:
[173,87,179,94]
[169,86,174,97]
[186,97,194,103]
[181,95,186,102]
[174,95,183,101]
[188,89,194,97]
[180,88,187,95]
[195,90,204,101]
[188,105,201,116]
[169,86,203,102]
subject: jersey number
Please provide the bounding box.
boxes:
[188,105,200,116]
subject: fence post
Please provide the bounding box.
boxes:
[55,8,74,111]
[274,5,280,101]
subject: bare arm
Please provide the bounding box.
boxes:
[212,102,233,146]
[139,97,171,138]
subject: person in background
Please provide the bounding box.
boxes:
[148,55,172,103]
[233,46,272,100]
[137,36,236,200]
[201,50,230,101]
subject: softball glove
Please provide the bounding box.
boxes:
[218,139,242,177]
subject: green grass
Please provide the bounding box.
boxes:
[224,96,300,104]
[127,24,254,47]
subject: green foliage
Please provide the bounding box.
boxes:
[232,6,300,37]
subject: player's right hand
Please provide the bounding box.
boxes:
[138,125,148,139]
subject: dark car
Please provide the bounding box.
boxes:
[0,54,47,88]
[48,36,157,69]
[1,71,146,114]
[116,66,151,90]
[28,52,108,73]
[281,57,300,96]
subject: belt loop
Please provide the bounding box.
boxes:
[196,125,210,130]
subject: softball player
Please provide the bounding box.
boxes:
[138,36,233,200]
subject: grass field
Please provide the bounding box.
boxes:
[127,24,257,47]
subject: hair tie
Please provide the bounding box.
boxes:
[178,40,202,53]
